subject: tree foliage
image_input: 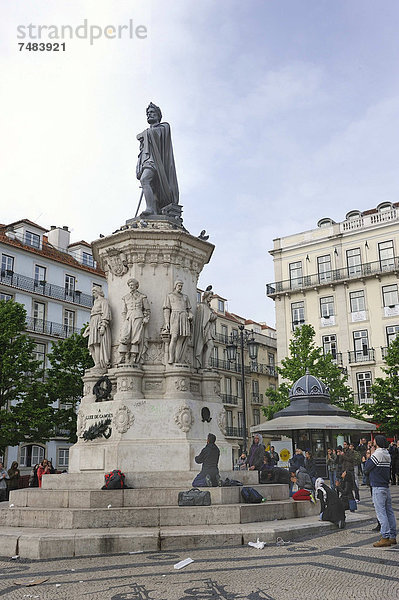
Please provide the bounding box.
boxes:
[0,300,55,450]
[46,331,93,443]
[370,337,399,436]
[262,324,362,420]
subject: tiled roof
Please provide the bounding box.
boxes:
[7,218,49,232]
[0,226,104,277]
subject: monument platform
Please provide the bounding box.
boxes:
[0,470,372,560]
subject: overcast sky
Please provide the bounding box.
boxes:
[2,1,399,326]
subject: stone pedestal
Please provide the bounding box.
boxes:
[69,219,232,475]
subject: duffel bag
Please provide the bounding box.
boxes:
[178,488,211,506]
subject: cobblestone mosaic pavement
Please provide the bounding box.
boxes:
[0,487,398,600]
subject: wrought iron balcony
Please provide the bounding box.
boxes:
[0,270,93,308]
[225,426,245,438]
[348,349,375,364]
[251,393,264,405]
[221,394,239,405]
[248,362,277,377]
[214,332,230,344]
[354,393,374,405]
[267,256,399,297]
[25,316,81,339]
[210,357,250,374]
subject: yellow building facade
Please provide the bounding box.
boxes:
[267,202,399,407]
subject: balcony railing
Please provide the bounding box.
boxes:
[210,357,250,374]
[348,349,375,364]
[214,332,230,344]
[221,394,239,405]
[0,270,93,308]
[225,426,245,438]
[25,316,81,339]
[248,362,277,377]
[251,393,264,405]
[354,393,374,405]
[267,256,399,296]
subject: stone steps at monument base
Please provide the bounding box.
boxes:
[9,484,288,509]
[0,499,318,529]
[41,470,261,490]
[0,513,370,560]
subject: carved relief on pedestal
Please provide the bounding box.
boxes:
[105,250,128,277]
[77,412,85,438]
[217,410,227,436]
[190,381,200,394]
[118,377,135,392]
[83,382,93,397]
[143,342,164,364]
[113,405,135,433]
[175,378,188,392]
[175,405,194,433]
[144,380,163,392]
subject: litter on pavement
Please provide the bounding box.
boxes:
[174,558,194,570]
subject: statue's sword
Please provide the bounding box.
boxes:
[135,189,144,218]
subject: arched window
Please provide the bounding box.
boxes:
[20,444,45,467]
[345,210,361,220]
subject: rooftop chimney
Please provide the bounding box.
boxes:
[47,226,71,252]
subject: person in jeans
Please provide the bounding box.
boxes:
[363,435,397,547]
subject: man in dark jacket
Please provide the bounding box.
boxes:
[247,434,266,471]
[363,435,397,547]
[194,433,220,486]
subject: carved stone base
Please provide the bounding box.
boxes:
[69,394,232,474]
[110,365,144,400]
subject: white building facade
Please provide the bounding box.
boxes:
[0,219,106,472]
[267,202,399,408]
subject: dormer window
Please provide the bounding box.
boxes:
[25,231,41,248]
[218,299,225,312]
[317,217,334,228]
[82,252,94,267]
[346,210,361,220]
[377,202,392,213]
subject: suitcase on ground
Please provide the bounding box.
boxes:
[241,486,264,503]
[178,488,211,506]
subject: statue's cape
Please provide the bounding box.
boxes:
[137,122,179,208]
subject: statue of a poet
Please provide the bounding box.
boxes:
[136,102,179,217]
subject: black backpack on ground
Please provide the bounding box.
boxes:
[221,478,243,487]
[241,486,264,504]
[178,488,211,506]
[102,469,127,490]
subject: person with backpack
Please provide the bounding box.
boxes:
[315,477,346,529]
[193,433,221,487]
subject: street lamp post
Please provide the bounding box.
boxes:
[226,324,259,454]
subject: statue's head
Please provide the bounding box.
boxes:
[146,102,162,124]
[174,279,183,292]
[127,278,139,290]
[93,286,104,297]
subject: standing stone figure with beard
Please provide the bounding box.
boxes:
[136,102,179,217]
